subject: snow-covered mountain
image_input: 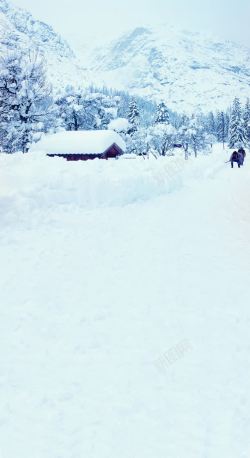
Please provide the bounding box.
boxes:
[0,0,86,90]
[85,25,250,111]
[1,0,250,111]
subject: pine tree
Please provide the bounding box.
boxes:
[228,98,244,148]
[155,102,170,124]
[217,111,227,148]
[127,98,140,134]
[207,112,216,136]
[243,98,250,146]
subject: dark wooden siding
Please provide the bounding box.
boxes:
[48,153,102,161]
[47,143,124,161]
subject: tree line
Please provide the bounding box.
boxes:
[1,49,249,158]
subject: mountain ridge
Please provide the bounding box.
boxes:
[0,0,86,91]
[84,24,250,111]
[1,0,249,112]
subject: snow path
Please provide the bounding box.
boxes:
[1,150,250,458]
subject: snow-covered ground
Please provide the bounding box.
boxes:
[1,145,250,458]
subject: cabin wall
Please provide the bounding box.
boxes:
[47,153,102,161]
[47,144,124,161]
[103,144,124,159]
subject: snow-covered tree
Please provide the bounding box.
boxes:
[127,98,140,134]
[205,133,217,149]
[216,111,228,148]
[155,102,170,124]
[56,92,85,131]
[108,117,129,134]
[228,98,244,148]
[177,116,206,159]
[126,127,149,156]
[0,50,52,153]
[56,88,120,132]
[189,116,207,157]
[207,111,216,137]
[148,123,176,156]
[243,98,250,147]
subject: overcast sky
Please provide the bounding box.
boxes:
[13,0,250,49]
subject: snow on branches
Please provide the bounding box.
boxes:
[0,50,52,153]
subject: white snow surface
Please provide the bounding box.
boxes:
[1,145,250,458]
[31,130,126,155]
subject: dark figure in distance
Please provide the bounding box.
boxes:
[230,151,241,168]
[238,147,246,165]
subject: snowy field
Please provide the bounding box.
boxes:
[1,146,250,458]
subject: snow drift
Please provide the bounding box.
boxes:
[0,146,227,227]
[1,144,250,458]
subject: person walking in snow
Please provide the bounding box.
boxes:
[230,151,241,168]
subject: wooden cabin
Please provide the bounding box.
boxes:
[31,130,126,161]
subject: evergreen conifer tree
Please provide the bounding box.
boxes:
[217,111,227,148]
[229,97,245,148]
[155,102,170,124]
[228,98,244,148]
[207,112,216,136]
[243,98,250,146]
[127,98,140,134]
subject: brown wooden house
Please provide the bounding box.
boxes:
[31,130,126,161]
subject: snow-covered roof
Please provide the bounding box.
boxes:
[31,130,126,155]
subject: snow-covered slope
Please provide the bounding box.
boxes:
[86,25,250,111]
[1,1,250,111]
[1,147,250,458]
[0,0,86,90]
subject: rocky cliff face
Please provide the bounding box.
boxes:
[1,1,250,112]
[0,0,85,90]
[85,25,250,111]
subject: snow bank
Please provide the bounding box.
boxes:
[30,130,126,155]
[1,144,250,458]
[0,146,228,224]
